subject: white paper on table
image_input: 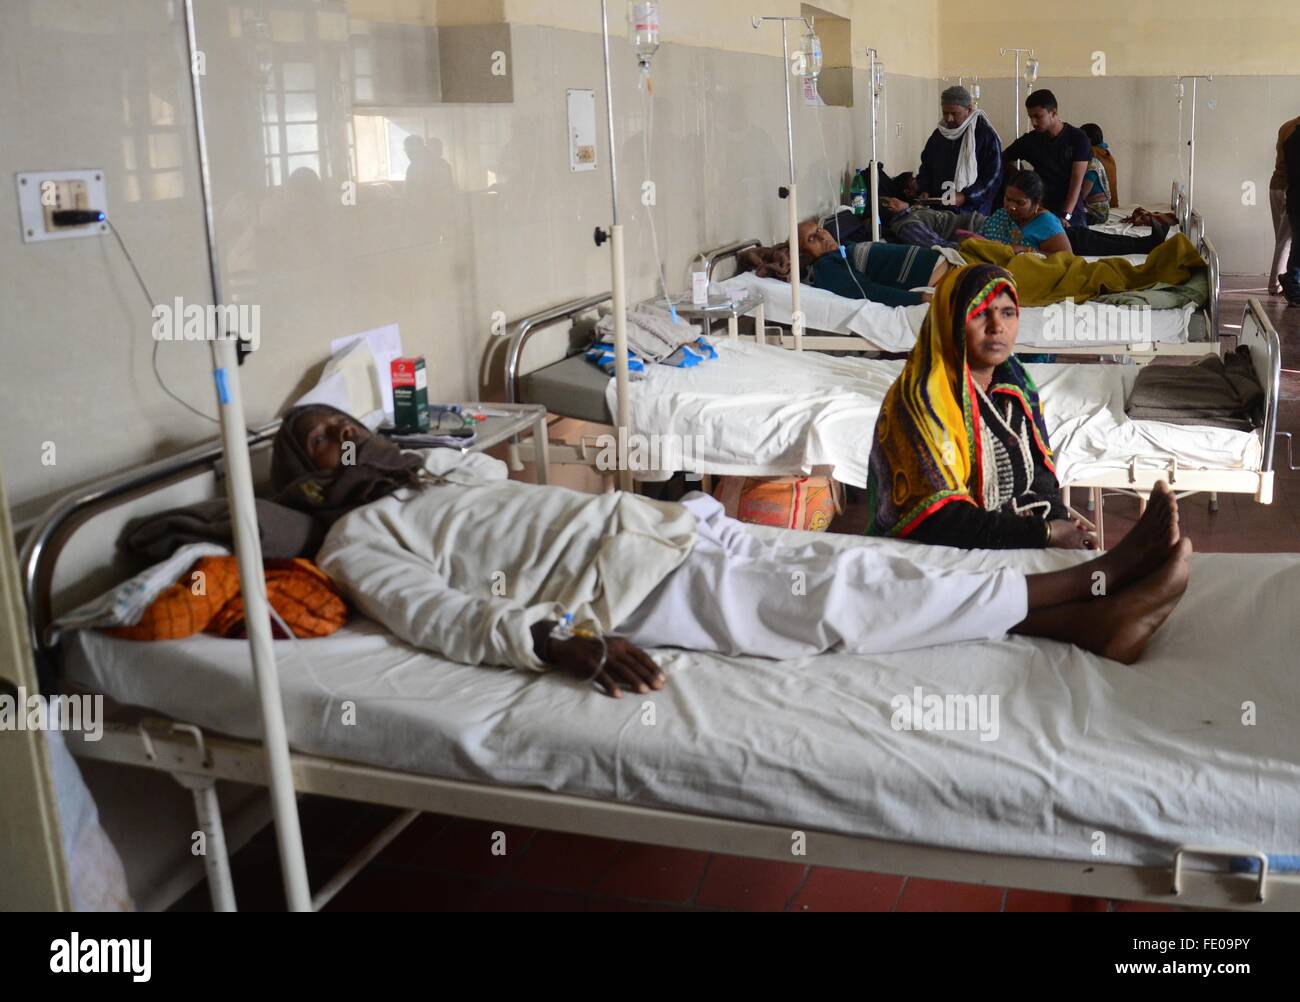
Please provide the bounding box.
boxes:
[331,323,403,418]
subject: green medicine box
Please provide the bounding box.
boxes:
[391,357,430,432]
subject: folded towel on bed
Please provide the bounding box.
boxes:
[585,336,717,379]
[593,306,702,362]
[1125,348,1264,431]
[586,306,716,378]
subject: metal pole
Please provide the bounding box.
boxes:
[780,20,802,350]
[1188,77,1198,216]
[781,21,796,186]
[1014,52,1021,142]
[601,0,633,492]
[181,0,312,912]
[868,48,880,242]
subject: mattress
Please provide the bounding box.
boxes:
[63,539,1300,870]
[520,352,611,425]
[604,338,1261,486]
[719,272,1200,351]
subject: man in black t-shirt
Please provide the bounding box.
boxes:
[1003,89,1093,230]
[1283,123,1300,306]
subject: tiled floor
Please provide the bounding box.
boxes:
[174,278,1300,913]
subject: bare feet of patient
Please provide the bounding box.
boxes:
[1094,537,1193,665]
[1097,481,1180,591]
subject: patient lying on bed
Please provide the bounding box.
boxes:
[275,405,1192,698]
[868,264,1091,550]
[797,222,946,306]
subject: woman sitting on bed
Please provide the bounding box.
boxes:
[976,170,1073,255]
[866,263,1097,550]
[975,170,1172,259]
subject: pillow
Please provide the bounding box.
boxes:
[207,559,348,640]
[106,555,241,641]
[107,557,347,642]
[51,543,230,643]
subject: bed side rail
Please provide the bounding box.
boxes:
[1170,179,1181,213]
[1241,299,1283,476]
[702,239,762,281]
[17,424,281,661]
[1201,233,1220,342]
[504,293,612,407]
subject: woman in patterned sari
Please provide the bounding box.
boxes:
[866,264,1097,550]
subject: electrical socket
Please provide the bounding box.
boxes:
[16,169,108,243]
[41,179,90,231]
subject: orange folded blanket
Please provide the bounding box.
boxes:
[108,556,347,641]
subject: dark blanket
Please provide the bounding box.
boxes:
[124,497,325,563]
[1125,348,1264,432]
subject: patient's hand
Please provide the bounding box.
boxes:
[881,196,909,214]
[1047,519,1098,550]
[553,634,667,698]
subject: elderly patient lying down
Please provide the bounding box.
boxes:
[276,405,1193,699]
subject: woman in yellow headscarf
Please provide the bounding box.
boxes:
[867,263,1095,549]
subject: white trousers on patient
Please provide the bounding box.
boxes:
[616,494,1029,659]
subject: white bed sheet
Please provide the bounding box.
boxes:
[63,540,1300,870]
[609,339,1261,487]
[719,272,1195,351]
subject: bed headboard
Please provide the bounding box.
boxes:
[701,239,763,282]
[18,424,280,660]
[503,293,612,407]
[1239,299,1282,475]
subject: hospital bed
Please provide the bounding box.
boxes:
[704,183,1219,362]
[505,291,1285,536]
[19,428,1300,913]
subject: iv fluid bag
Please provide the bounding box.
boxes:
[802,31,822,79]
[630,1,660,66]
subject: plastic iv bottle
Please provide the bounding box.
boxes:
[690,254,709,307]
[850,171,868,217]
[801,30,822,80]
[629,1,661,69]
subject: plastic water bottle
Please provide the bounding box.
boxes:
[629,2,660,69]
[850,171,868,217]
[690,254,709,306]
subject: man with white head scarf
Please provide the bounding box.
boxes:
[916,85,1004,216]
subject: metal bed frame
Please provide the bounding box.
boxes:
[500,283,1285,523]
[702,183,1220,361]
[18,445,1300,912]
[1068,299,1294,547]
